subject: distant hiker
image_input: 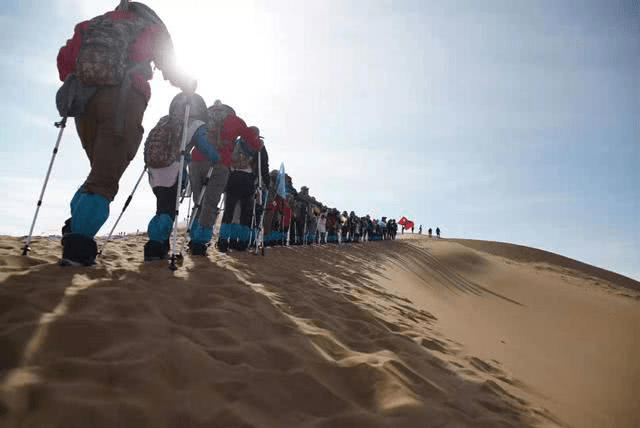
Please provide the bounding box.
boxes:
[419,225,422,234]
[325,209,339,243]
[436,227,441,238]
[188,100,263,255]
[428,228,432,237]
[143,93,219,261]
[217,126,264,252]
[250,131,270,248]
[389,219,398,240]
[411,225,414,233]
[348,211,360,243]
[57,1,195,266]
[262,170,279,244]
[253,130,271,198]
[317,212,327,244]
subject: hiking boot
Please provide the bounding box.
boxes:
[144,240,169,262]
[229,239,238,251]
[216,238,228,253]
[61,217,72,246]
[235,240,248,252]
[61,233,97,266]
[189,242,208,256]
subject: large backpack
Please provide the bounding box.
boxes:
[75,12,148,86]
[230,138,257,171]
[143,115,184,169]
[206,104,234,152]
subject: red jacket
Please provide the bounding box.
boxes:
[57,10,175,102]
[268,196,292,228]
[191,115,263,167]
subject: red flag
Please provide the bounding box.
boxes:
[404,220,414,230]
[398,216,408,226]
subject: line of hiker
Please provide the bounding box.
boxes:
[142,93,265,261]
[54,1,201,266]
[426,227,441,239]
[52,1,266,265]
[258,176,399,247]
[46,1,401,265]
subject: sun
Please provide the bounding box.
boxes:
[156,1,275,104]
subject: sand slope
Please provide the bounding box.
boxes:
[1,234,638,427]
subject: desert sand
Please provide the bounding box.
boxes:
[1,233,638,427]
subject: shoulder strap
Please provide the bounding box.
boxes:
[184,119,205,152]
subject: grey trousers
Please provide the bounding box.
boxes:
[189,161,229,229]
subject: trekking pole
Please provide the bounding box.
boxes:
[293,221,297,246]
[180,175,191,203]
[254,151,266,255]
[255,188,268,255]
[213,192,225,238]
[302,214,308,246]
[286,222,290,247]
[98,166,147,255]
[177,165,214,256]
[249,184,260,248]
[22,117,68,256]
[184,180,192,226]
[169,100,191,271]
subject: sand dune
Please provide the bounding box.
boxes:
[1,234,638,427]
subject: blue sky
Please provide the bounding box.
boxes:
[0,0,638,280]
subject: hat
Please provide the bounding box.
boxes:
[249,126,263,139]
[169,92,207,121]
[209,99,235,115]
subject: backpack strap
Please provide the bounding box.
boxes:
[185,119,205,153]
[113,61,152,135]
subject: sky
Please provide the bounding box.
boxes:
[0,0,638,280]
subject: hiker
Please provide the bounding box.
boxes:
[305,206,320,245]
[364,215,373,241]
[262,170,279,245]
[348,211,360,243]
[428,228,432,238]
[266,193,292,246]
[317,211,327,244]
[188,100,263,255]
[419,225,422,234]
[263,170,294,246]
[249,130,270,249]
[329,209,342,243]
[436,227,441,238]
[217,126,265,252]
[57,0,195,265]
[143,93,219,261]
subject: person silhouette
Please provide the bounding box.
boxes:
[436,227,440,238]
